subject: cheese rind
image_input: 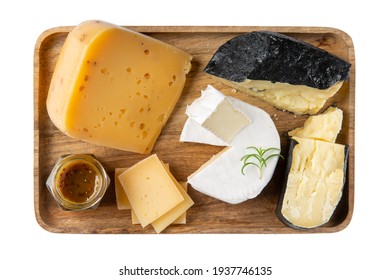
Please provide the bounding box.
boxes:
[118,154,184,227]
[47,20,192,153]
[281,137,346,228]
[185,85,251,143]
[204,31,351,115]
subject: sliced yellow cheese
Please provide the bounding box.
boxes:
[132,182,188,225]
[118,154,184,227]
[288,107,343,143]
[115,163,170,211]
[151,169,193,233]
[47,20,192,153]
[114,168,132,210]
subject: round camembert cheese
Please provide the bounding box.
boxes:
[180,85,280,204]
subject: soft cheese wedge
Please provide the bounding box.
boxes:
[185,87,251,144]
[181,85,280,204]
[47,20,192,153]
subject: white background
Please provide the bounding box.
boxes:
[1,0,389,279]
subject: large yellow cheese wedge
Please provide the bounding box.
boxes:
[47,20,192,153]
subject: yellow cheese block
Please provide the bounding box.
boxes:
[118,154,184,227]
[47,20,192,153]
[132,182,188,225]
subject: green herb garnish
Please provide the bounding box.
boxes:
[240,146,283,178]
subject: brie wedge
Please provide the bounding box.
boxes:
[181,85,280,204]
[185,85,251,144]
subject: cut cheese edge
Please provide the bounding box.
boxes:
[118,154,184,227]
[288,106,343,143]
[281,137,346,228]
[47,20,192,153]
[232,79,344,115]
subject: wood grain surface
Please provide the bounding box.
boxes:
[34,26,355,234]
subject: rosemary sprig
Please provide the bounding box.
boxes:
[240,146,283,178]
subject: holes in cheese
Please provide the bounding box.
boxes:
[117,154,194,233]
[47,20,192,153]
[115,164,189,226]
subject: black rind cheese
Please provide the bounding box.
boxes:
[204,31,351,90]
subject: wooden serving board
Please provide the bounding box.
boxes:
[34,26,355,234]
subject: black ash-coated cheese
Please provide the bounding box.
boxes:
[204,31,351,90]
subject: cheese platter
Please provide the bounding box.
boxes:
[34,25,355,233]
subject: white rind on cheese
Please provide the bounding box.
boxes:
[188,146,279,204]
[182,85,280,204]
[185,85,251,144]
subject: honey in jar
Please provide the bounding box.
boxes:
[46,154,110,211]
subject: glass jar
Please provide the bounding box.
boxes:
[46,154,110,211]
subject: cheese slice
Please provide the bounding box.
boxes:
[182,85,280,204]
[47,20,192,153]
[132,182,188,225]
[118,154,184,227]
[115,163,170,211]
[288,106,343,143]
[281,137,346,228]
[185,85,251,143]
[114,168,132,210]
[151,169,193,233]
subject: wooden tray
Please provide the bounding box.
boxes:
[34,26,355,234]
